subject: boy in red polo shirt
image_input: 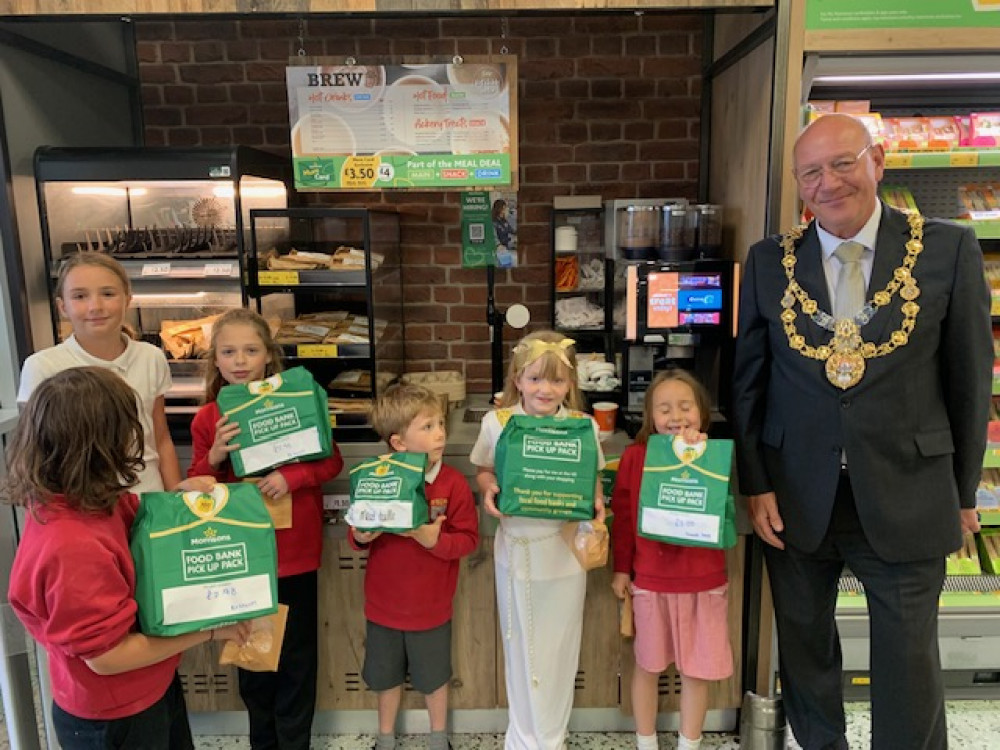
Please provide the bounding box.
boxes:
[349,383,479,750]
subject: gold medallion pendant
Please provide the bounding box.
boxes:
[778,212,924,390]
[825,350,865,389]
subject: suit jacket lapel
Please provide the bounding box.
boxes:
[793,225,831,346]
[866,205,910,344]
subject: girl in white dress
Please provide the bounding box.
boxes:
[470,330,605,750]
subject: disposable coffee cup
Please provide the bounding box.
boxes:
[592,401,618,435]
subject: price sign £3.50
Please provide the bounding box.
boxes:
[341,156,380,189]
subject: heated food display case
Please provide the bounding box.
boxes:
[33,146,289,428]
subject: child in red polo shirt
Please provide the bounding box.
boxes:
[5,367,248,750]
[349,383,479,750]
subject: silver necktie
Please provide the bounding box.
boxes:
[833,241,866,320]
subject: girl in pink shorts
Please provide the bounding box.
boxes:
[611,369,734,750]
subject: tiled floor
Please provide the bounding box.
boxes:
[185,702,1000,749]
[1,701,998,748]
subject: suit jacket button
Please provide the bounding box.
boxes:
[841,399,850,408]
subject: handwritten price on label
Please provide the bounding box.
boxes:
[341,156,380,189]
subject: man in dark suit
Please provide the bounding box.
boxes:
[733,113,991,749]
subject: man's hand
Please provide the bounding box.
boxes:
[960,508,981,535]
[404,516,447,549]
[749,491,785,549]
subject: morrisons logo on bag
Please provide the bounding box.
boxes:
[522,436,582,463]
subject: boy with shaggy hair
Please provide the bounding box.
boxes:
[350,383,479,750]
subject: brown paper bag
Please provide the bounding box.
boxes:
[243,479,292,529]
[620,588,634,638]
[219,604,289,672]
[561,519,609,571]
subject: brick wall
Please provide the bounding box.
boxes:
[135,14,703,393]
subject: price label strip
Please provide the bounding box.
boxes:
[340,156,380,190]
[949,152,979,168]
[884,153,912,169]
[258,271,300,286]
[204,262,235,277]
[297,344,339,358]
[142,263,172,277]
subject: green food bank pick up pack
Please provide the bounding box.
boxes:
[346,452,429,533]
[637,434,737,549]
[495,413,599,520]
[216,366,333,477]
[131,483,279,636]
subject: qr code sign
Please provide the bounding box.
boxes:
[469,223,485,242]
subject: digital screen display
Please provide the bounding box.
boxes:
[646,272,723,329]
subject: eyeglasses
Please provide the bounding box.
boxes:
[794,143,874,187]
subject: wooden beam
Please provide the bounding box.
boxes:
[0,0,773,17]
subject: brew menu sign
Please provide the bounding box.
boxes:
[286,57,517,191]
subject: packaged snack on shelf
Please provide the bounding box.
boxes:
[882,117,929,151]
[975,532,1000,577]
[879,186,919,213]
[925,116,962,150]
[970,112,1000,146]
[958,183,1000,220]
[945,534,981,576]
[806,100,836,121]
[854,113,885,146]
[955,115,973,147]
[984,260,1000,316]
[834,100,870,114]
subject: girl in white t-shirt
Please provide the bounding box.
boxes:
[469,330,605,750]
[17,252,180,494]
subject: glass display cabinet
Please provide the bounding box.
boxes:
[33,146,289,425]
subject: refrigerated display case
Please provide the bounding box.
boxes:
[248,207,404,442]
[33,146,288,427]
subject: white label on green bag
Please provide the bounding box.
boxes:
[238,426,321,475]
[346,501,415,529]
[161,573,274,625]
[641,507,720,545]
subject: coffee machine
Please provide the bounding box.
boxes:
[622,259,739,428]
